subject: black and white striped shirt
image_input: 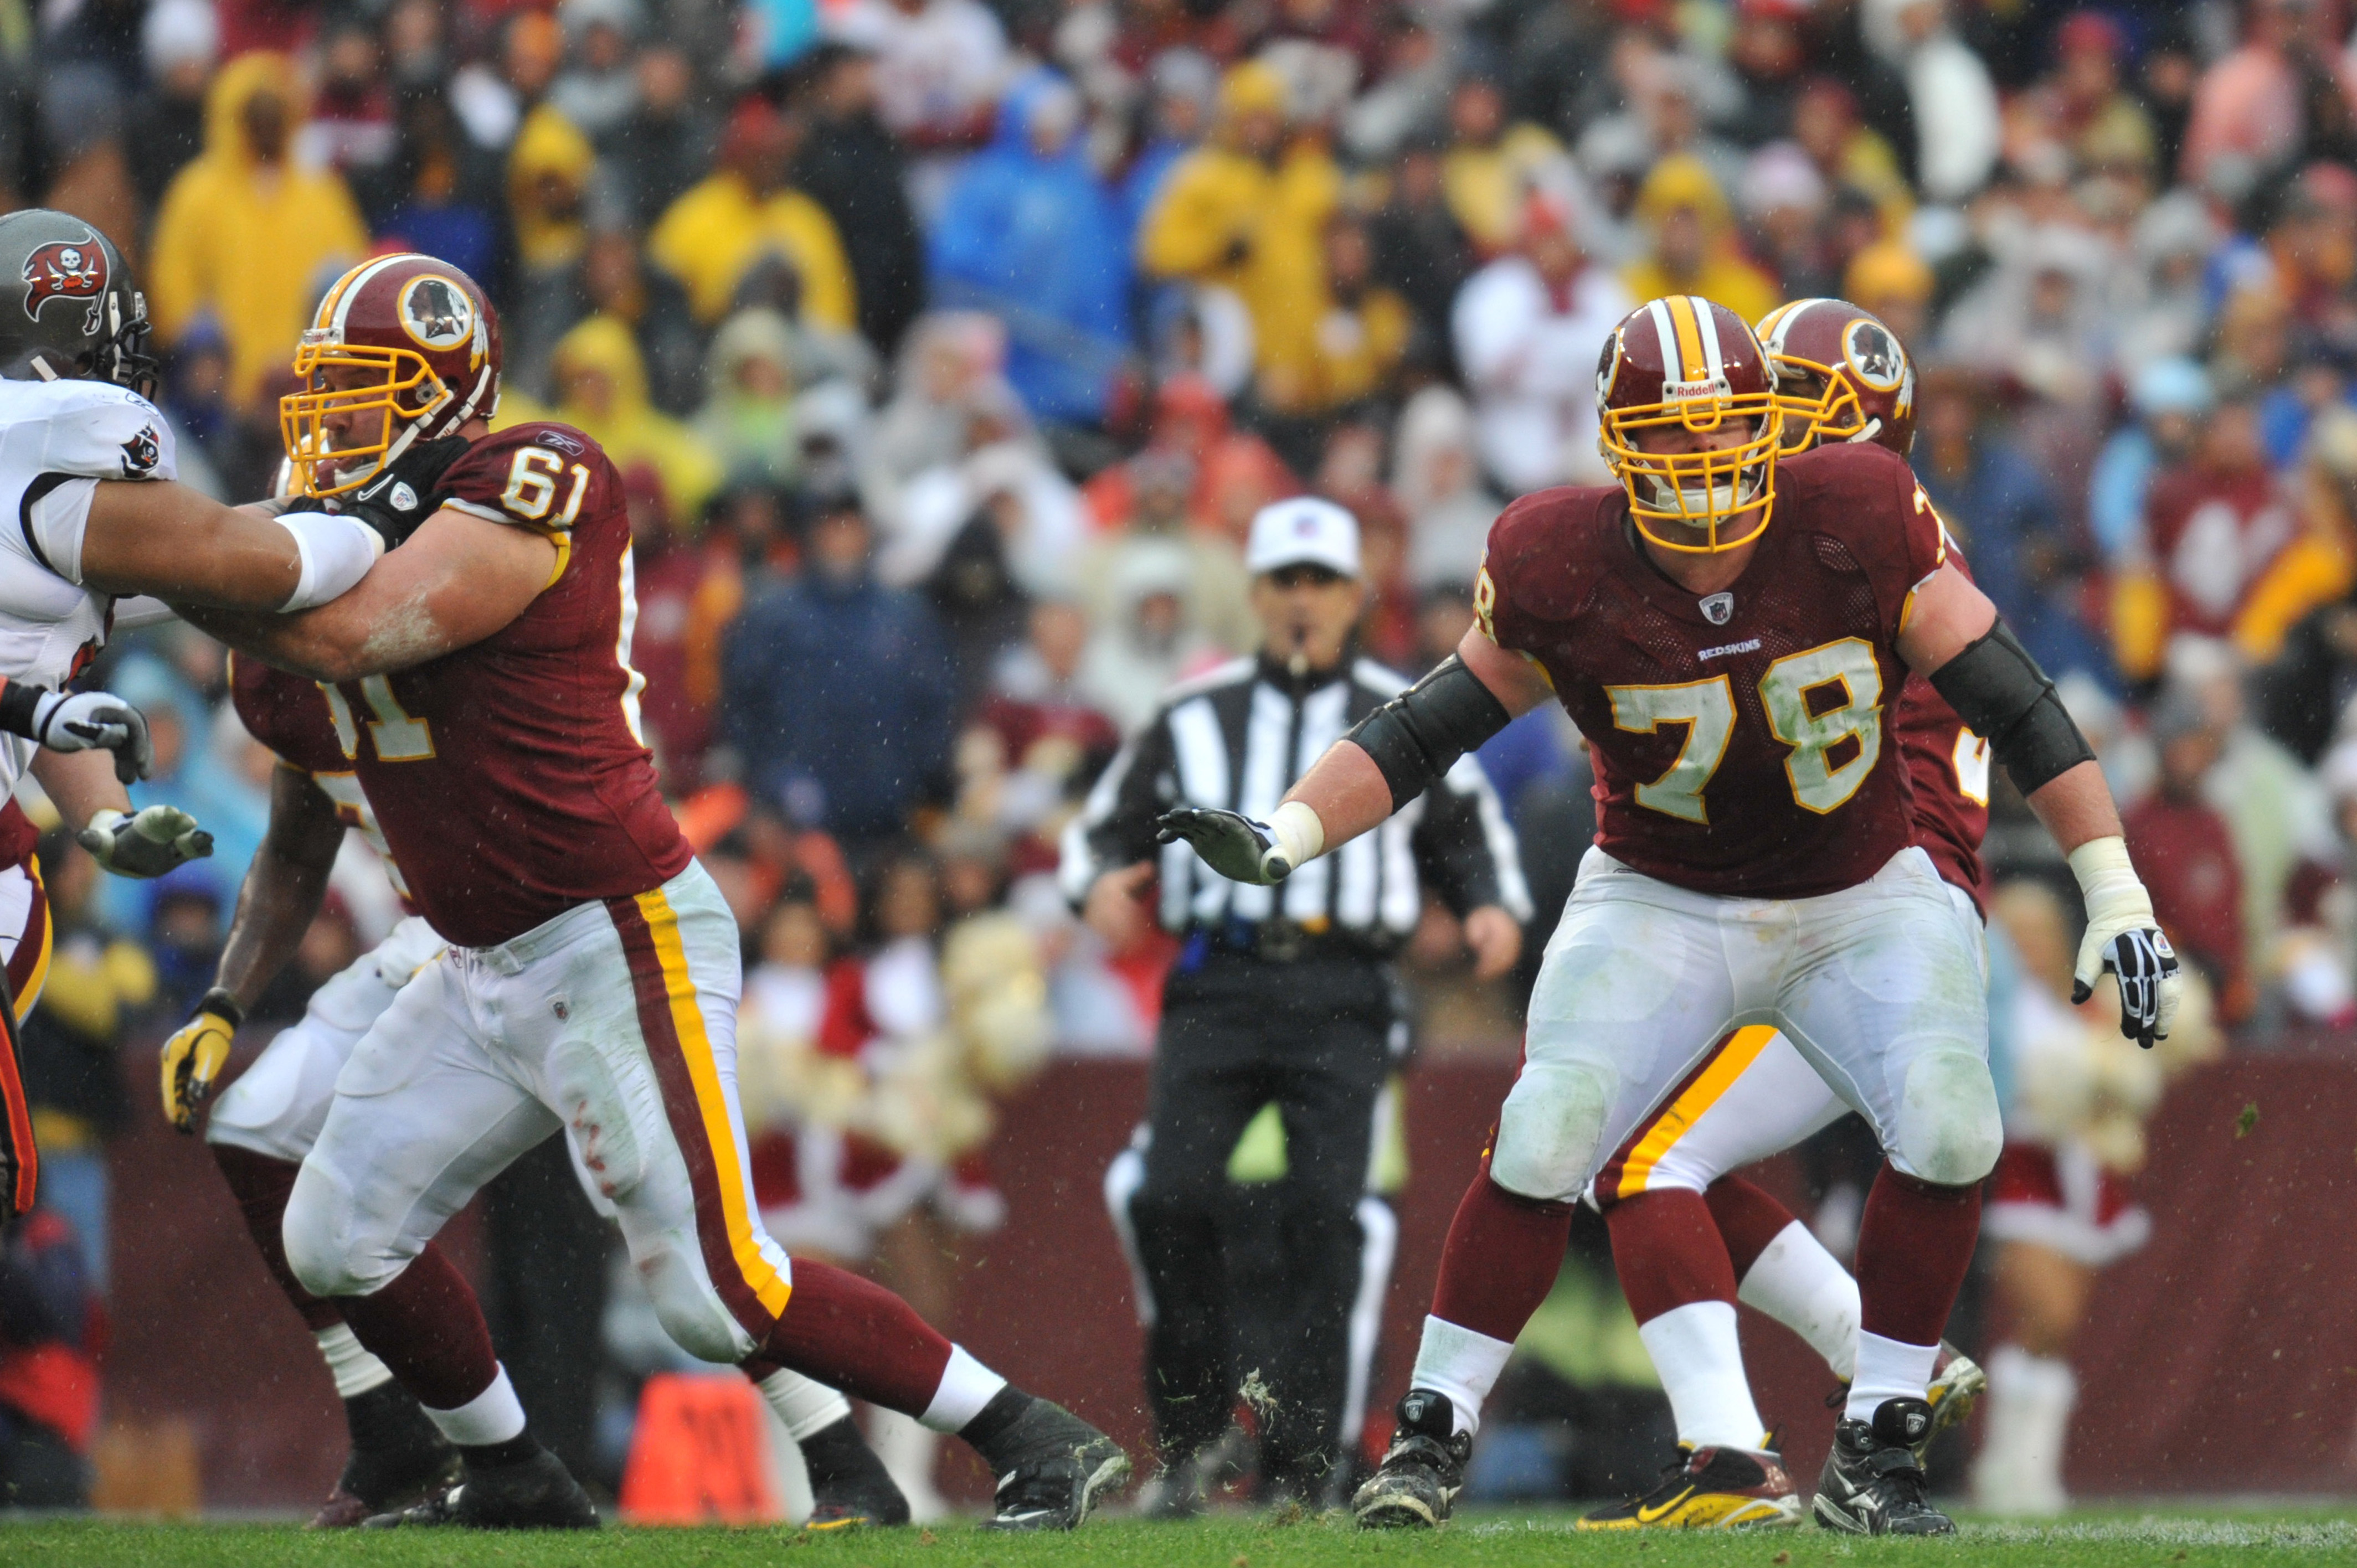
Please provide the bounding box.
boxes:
[1059,652,1533,953]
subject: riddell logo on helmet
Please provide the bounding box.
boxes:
[21,237,108,333]
[1662,374,1732,404]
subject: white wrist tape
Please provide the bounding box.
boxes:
[1268,800,1326,869]
[276,511,384,612]
[2066,835,2154,929]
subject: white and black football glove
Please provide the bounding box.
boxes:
[2068,837,2181,1049]
[1156,806,1287,884]
[80,805,213,879]
[0,682,154,782]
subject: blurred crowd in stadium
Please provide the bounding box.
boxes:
[7,0,2357,1518]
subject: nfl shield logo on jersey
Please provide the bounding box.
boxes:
[1699,592,1735,626]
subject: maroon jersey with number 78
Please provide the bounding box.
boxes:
[311,421,690,947]
[1475,441,1949,900]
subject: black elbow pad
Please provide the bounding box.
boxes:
[1927,619,2094,795]
[1345,656,1513,811]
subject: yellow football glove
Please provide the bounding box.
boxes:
[159,989,243,1133]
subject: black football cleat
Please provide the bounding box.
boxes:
[309,1383,461,1528]
[1351,1390,1470,1530]
[1577,1444,1803,1530]
[976,1400,1131,1530]
[1812,1397,1954,1536]
[363,1448,599,1530]
[798,1414,912,1530]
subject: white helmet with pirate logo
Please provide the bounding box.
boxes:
[280,252,502,499]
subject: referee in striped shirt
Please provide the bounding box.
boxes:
[1062,498,1531,1508]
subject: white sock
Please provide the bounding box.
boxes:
[755,1366,853,1443]
[1846,1330,1938,1423]
[423,1364,527,1447]
[1636,1301,1767,1452]
[1973,1343,2074,1515]
[314,1324,393,1400]
[871,1407,949,1523]
[918,1344,1006,1433]
[1736,1220,1861,1381]
[1408,1314,1516,1437]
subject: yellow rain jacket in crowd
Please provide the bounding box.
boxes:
[545,314,723,524]
[649,169,857,331]
[509,105,596,273]
[1618,154,1781,329]
[1443,123,1568,255]
[1140,138,1340,396]
[147,52,369,407]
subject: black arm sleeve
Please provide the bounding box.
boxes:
[0,679,43,741]
[1926,617,2095,795]
[1344,656,1514,812]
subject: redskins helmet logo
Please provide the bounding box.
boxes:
[1841,318,1907,393]
[22,236,109,334]
[397,274,474,352]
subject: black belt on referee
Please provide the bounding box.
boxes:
[1211,916,1363,964]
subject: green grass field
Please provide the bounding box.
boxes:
[10,1508,2357,1568]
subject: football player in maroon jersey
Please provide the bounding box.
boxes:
[177,255,1127,1530]
[1162,295,2179,1536]
[156,653,908,1528]
[1555,299,1988,1530]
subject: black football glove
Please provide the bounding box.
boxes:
[1155,807,1291,884]
[330,434,474,550]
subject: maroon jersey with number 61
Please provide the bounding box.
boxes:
[1476,441,1947,900]
[312,420,689,947]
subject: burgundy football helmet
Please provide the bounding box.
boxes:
[280,253,502,498]
[1754,297,1916,457]
[1596,295,1783,554]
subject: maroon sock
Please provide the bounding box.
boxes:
[760,1257,954,1416]
[1605,1189,1738,1324]
[210,1144,343,1333]
[1705,1175,1803,1281]
[334,1244,501,1412]
[1428,1171,1575,1344]
[1854,1162,1981,1347]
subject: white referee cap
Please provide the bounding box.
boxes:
[1245,496,1361,578]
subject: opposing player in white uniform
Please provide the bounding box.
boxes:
[163,654,911,1527]
[0,209,402,1220]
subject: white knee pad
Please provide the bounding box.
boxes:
[1890,1049,2003,1187]
[640,1242,759,1365]
[1489,1058,1619,1203]
[282,1158,398,1299]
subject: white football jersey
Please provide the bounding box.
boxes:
[0,378,176,792]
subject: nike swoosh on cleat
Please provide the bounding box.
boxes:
[1635,1486,1696,1523]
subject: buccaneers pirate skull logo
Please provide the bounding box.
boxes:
[21,237,110,335]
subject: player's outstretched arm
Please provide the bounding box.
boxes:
[159,762,344,1132]
[1156,626,1551,884]
[75,479,387,612]
[29,747,213,879]
[1898,563,2180,1046]
[173,507,557,683]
